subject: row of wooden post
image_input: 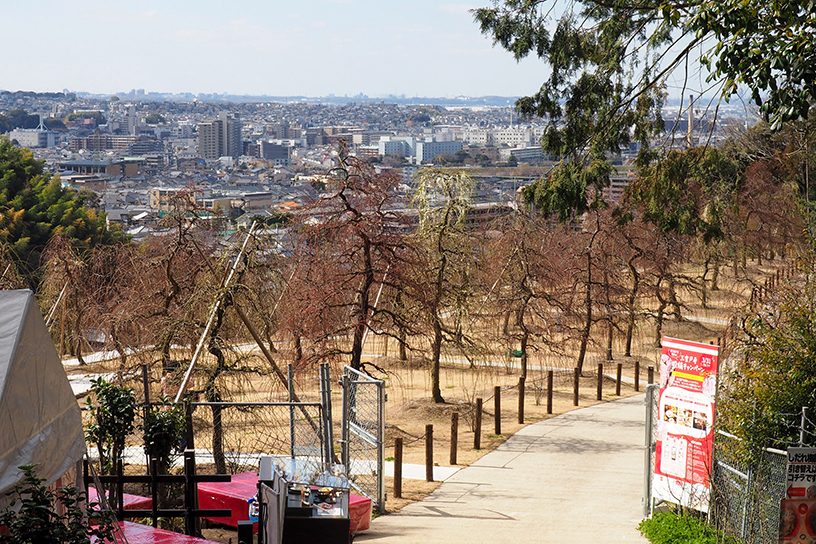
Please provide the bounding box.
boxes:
[392,364,657,498]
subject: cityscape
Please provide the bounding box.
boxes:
[0,88,753,242]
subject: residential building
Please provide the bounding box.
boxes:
[415,139,463,163]
[198,112,242,160]
[8,128,55,148]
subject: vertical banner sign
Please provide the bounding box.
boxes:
[779,448,816,543]
[652,337,718,512]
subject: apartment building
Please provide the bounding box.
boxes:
[198,112,242,160]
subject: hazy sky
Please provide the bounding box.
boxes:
[1,0,549,98]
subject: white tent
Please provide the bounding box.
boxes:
[0,289,85,507]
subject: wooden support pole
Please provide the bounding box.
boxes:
[394,438,403,499]
[475,398,482,450]
[648,365,654,385]
[450,412,459,465]
[547,370,553,415]
[634,361,640,392]
[616,363,623,396]
[518,377,525,424]
[494,386,501,435]
[425,424,434,482]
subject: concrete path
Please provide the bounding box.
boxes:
[357,395,649,543]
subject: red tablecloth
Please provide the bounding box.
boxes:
[197,472,372,534]
[349,494,372,533]
[92,521,223,543]
[198,471,258,532]
[87,487,153,510]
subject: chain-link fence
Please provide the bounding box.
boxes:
[710,433,787,544]
[341,365,385,513]
[189,401,326,477]
[645,386,790,544]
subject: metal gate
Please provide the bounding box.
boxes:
[340,365,385,513]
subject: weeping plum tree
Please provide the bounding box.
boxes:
[412,168,477,403]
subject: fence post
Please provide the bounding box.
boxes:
[597,363,603,401]
[475,398,482,450]
[616,363,622,396]
[185,401,195,451]
[547,370,553,415]
[634,361,640,392]
[394,437,403,499]
[142,363,151,471]
[647,365,654,385]
[450,412,459,465]
[518,377,525,424]
[494,386,501,435]
[183,450,199,536]
[573,368,580,406]
[425,424,434,482]
[643,386,654,519]
[150,459,159,528]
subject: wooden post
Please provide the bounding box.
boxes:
[183,450,198,536]
[573,368,579,406]
[597,363,603,401]
[394,437,403,499]
[634,361,640,392]
[116,459,124,519]
[547,370,553,415]
[425,424,434,482]
[475,398,482,450]
[648,365,654,385]
[450,412,459,465]
[518,377,525,424]
[616,363,623,396]
[142,363,151,472]
[185,402,195,450]
[150,460,159,528]
[494,386,501,435]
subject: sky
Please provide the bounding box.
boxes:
[1,0,549,98]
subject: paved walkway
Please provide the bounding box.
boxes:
[357,395,650,543]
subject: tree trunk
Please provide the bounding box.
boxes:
[398,328,408,361]
[294,334,303,363]
[576,250,592,376]
[350,235,374,371]
[655,277,666,348]
[700,254,710,309]
[211,403,226,474]
[625,261,639,357]
[431,319,444,403]
[606,321,614,361]
[668,276,681,321]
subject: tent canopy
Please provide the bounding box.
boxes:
[0,289,85,506]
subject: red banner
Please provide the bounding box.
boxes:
[652,337,718,512]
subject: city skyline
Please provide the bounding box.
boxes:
[2,0,550,99]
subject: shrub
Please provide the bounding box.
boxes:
[0,464,114,544]
[638,511,741,544]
